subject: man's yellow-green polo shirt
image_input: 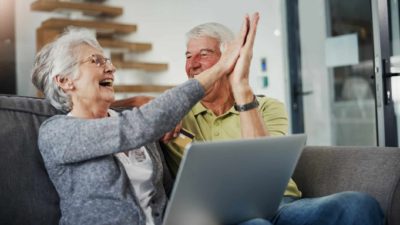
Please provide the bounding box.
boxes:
[163,96,302,197]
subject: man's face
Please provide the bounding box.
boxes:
[185,37,222,78]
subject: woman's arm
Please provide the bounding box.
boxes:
[39,79,204,165]
[229,13,265,138]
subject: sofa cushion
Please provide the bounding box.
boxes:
[293,146,400,225]
[0,95,61,225]
[389,172,400,225]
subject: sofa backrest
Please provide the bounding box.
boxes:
[293,146,400,225]
[0,95,61,225]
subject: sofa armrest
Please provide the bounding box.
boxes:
[293,146,400,225]
[0,95,62,225]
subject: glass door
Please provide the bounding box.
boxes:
[287,0,378,146]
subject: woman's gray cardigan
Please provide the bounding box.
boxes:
[38,80,204,225]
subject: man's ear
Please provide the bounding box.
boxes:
[54,75,74,92]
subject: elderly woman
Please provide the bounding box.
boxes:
[31,14,264,225]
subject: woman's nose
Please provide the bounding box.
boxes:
[104,62,116,74]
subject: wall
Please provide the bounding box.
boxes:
[15,0,53,97]
[15,0,289,108]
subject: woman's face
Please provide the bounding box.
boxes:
[71,44,116,109]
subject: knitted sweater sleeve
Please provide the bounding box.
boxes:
[38,79,204,165]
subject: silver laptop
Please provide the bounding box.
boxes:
[162,134,307,225]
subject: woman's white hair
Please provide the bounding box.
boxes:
[31,27,102,112]
[186,22,234,50]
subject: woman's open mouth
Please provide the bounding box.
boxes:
[99,78,114,88]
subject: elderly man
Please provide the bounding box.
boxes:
[113,21,383,225]
[163,22,300,198]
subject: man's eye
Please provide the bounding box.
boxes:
[90,58,97,64]
[200,52,210,57]
[186,55,192,59]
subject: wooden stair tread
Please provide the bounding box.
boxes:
[113,60,168,72]
[36,27,61,50]
[114,85,174,93]
[111,53,168,72]
[41,18,136,34]
[31,0,123,17]
[84,0,107,2]
[98,38,152,52]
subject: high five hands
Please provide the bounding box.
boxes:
[160,13,260,143]
[230,12,260,104]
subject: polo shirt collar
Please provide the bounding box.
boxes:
[192,102,239,116]
[192,102,208,116]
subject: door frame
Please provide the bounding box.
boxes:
[371,0,398,146]
[285,0,305,134]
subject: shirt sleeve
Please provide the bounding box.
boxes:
[38,79,204,165]
[259,97,289,136]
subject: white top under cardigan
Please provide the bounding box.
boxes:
[115,149,155,225]
[110,110,155,225]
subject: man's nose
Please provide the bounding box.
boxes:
[190,55,201,68]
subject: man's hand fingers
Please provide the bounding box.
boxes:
[238,14,250,47]
[244,12,259,50]
[173,123,182,138]
[161,122,182,143]
[161,132,174,143]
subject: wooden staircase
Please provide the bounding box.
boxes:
[31,0,123,17]
[31,0,170,94]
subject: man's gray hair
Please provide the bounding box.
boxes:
[186,22,234,50]
[31,28,102,112]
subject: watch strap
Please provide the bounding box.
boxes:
[234,95,259,112]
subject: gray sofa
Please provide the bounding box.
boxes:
[1,94,399,225]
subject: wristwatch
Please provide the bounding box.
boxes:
[234,95,259,112]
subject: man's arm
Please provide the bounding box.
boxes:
[229,13,268,138]
[234,88,269,138]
